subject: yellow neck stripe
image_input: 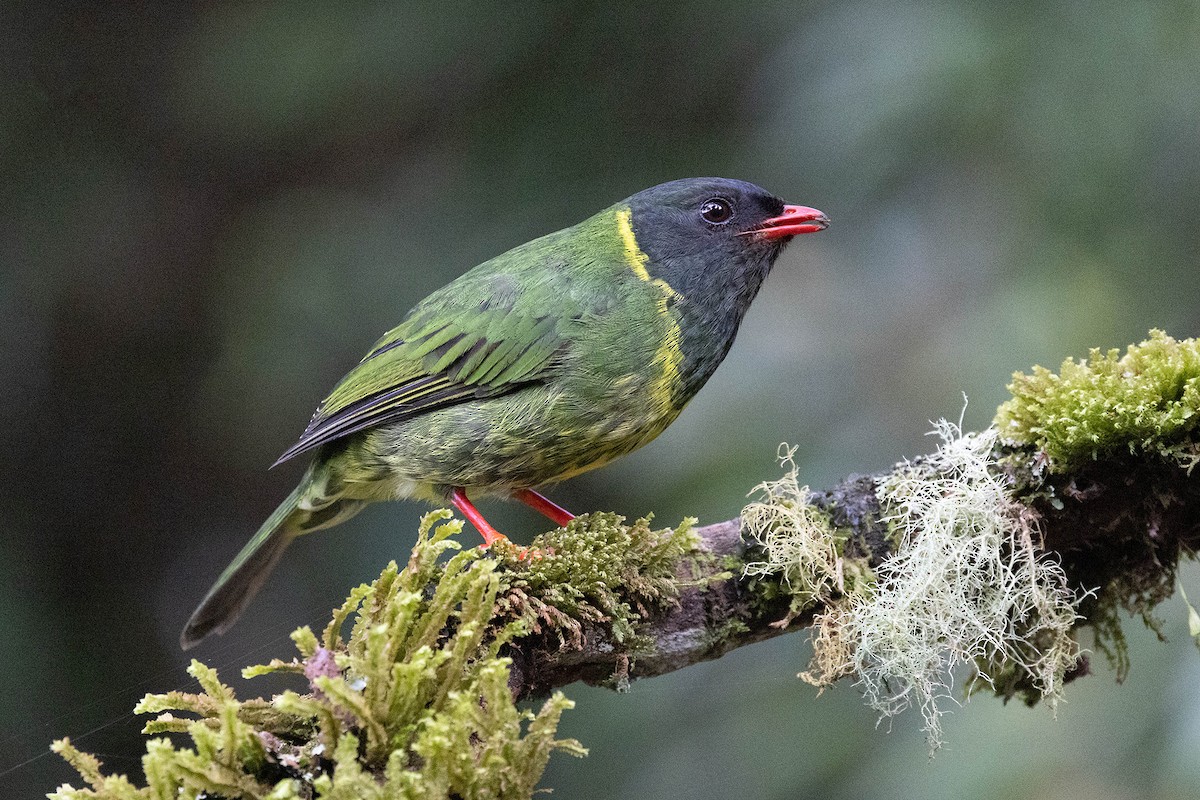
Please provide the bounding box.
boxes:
[615,207,683,411]
[616,208,682,301]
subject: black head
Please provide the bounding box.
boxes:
[616,177,828,398]
[622,176,826,311]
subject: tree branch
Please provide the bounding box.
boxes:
[508,447,1200,702]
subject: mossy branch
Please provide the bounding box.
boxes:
[52,331,1200,796]
[510,332,1200,749]
[508,427,1199,696]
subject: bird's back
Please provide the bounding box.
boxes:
[308,205,688,496]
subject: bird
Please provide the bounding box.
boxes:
[181,177,829,649]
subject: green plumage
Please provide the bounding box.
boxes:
[182,177,827,648]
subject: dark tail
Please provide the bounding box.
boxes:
[180,478,362,649]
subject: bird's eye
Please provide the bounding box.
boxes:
[700,198,733,225]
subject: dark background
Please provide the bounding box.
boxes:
[5,3,1200,798]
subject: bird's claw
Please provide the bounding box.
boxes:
[515,545,555,561]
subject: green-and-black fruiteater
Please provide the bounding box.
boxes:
[181,177,829,648]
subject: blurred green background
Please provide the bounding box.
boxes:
[5,2,1200,798]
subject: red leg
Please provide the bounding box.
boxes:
[514,488,576,527]
[450,487,508,546]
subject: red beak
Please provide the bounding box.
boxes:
[745,204,830,240]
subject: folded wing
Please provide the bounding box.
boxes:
[273,307,568,465]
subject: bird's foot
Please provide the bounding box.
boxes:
[449,486,563,560]
[512,544,549,561]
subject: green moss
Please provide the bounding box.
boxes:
[492,512,703,652]
[997,330,1200,471]
[51,510,708,799]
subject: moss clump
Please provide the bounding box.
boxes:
[493,512,701,653]
[51,512,590,800]
[997,330,1200,471]
[50,509,706,799]
[996,330,1200,681]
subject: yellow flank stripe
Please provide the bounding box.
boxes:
[615,207,683,412]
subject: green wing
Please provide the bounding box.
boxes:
[273,305,569,465]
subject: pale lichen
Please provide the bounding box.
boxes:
[750,425,1082,752]
[849,422,1080,750]
[742,446,846,621]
